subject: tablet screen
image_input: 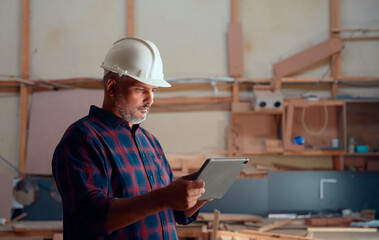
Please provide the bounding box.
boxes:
[195,157,249,200]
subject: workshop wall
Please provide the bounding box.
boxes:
[0,0,379,173]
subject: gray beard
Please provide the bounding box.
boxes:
[118,108,146,125]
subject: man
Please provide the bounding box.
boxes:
[52,37,209,239]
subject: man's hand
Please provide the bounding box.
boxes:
[164,173,205,211]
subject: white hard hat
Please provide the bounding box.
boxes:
[100,37,171,87]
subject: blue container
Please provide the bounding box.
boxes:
[294,136,305,145]
[356,145,369,153]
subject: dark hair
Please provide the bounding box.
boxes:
[103,71,119,87]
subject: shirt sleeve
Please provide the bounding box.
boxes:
[174,209,200,225]
[52,130,114,237]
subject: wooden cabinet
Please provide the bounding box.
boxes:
[228,99,379,171]
[343,101,379,171]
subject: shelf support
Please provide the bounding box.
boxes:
[273,38,343,78]
[127,0,134,36]
[330,0,341,99]
[19,0,31,174]
[229,0,243,103]
[283,99,308,151]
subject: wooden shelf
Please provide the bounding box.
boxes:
[283,150,345,156]
[283,100,344,107]
[344,153,379,157]
[232,109,283,115]
[239,150,283,155]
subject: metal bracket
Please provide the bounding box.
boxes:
[319,178,337,200]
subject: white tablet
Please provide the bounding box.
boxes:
[194,157,249,200]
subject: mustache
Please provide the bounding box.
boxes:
[137,104,151,111]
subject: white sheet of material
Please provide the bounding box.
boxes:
[25,89,103,175]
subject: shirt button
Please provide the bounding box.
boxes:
[149,175,153,179]
[163,220,167,224]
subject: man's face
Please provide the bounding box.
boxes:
[115,77,157,125]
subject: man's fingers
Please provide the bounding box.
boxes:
[191,179,205,188]
[187,180,205,198]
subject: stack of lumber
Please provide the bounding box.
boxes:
[202,210,378,240]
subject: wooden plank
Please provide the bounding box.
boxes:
[198,213,262,223]
[330,0,341,99]
[211,209,220,240]
[0,237,44,240]
[219,230,323,240]
[283,99,308,151]
[283,150,344,156]
[0,173,14,221]
[19,86,30,174]
[154,96,232,105]
[21,0,30,80]
[265,139,283,154]
[308,227,377,232]
[283,100,344,107]
[273,38,343,77]
[232,82,239,102]
[177,224,207,239]
[332,155,343,171]
[231,0,238,23]
[53,233,63,240]
[228,23,244,77]
[19,0,31,174]
[258,219,295,232]
[127,0,134,36]
[305,217,352,227]
[12,224,28,233]
[311,232,379,240]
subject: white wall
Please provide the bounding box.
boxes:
[0,0,378,173]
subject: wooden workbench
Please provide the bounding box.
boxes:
[0,221,62,239]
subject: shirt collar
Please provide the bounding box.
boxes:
[89,105,140,130]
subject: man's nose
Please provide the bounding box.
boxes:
[145,91,154,105]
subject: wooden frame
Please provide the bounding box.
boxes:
[2,0,377,173]
[19,0,31,174]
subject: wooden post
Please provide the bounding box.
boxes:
[333,155,343,170]
[19,0,31,174]
[211,209,220,240]
[127,0,134,36]
[330,0,341,99]
[229,0,242,103]
[283,99,308,151]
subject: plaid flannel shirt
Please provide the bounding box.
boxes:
[52,105,197,240]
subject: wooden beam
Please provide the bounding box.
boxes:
[154,96,232,105]
[228,23,244,77]
[219,230,323,240]
[211,209,220,240]
[127,0,134,36]
[332,28,379,33]
[308,227,377,232]
[229,0,242,103]
[257,219,295,232]
[231,0,238,23]
[21,0,30,80]
[333,155,344,170]
[273,38,343,78]
[19,0,31,174]
[330,0,341,98]
[283,99,308,151]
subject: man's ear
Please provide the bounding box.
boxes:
[105,78,117,97]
